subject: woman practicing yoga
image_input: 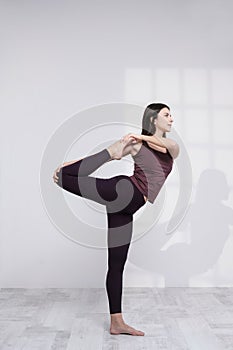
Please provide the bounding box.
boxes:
[53,103,179,336]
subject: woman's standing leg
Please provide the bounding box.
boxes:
[105,180,146,336]
[106,212,133,315]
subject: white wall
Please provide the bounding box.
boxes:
[1,0,233,287]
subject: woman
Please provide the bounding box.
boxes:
[53,103,179,336]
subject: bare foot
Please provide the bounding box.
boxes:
[107,136,132,160]
[110,322,145,336]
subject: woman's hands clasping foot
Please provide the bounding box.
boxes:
[107,134,135,160]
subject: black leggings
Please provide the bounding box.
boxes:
[56,148,146,314]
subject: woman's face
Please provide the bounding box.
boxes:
[151,107,173,133]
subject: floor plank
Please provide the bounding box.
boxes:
[0,287,233,349]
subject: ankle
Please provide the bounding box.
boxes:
[106,147,114,160]
[110,313,124,324]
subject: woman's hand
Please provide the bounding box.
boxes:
[53,165,62,184]
[52,161,70,183]
[121,133,143,144]
[53,159,82,184]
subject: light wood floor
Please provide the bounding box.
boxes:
[0,287,232,349]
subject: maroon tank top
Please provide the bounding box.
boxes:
[129,140,173,204]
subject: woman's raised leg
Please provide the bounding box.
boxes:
[53,135,134,183]
[55,148,117,204]
[59,148,111,178]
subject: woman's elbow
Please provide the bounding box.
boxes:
[169,143,180,159]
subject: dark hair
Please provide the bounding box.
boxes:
[141,103,170,138]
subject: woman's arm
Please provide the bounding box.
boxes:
[123,133,179,159]
[53,159,82,183]
[120,136,166,155]
[141,134,174,148]
[62,159,81,167]
[143,135,179,159]
[146,141,167,153]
